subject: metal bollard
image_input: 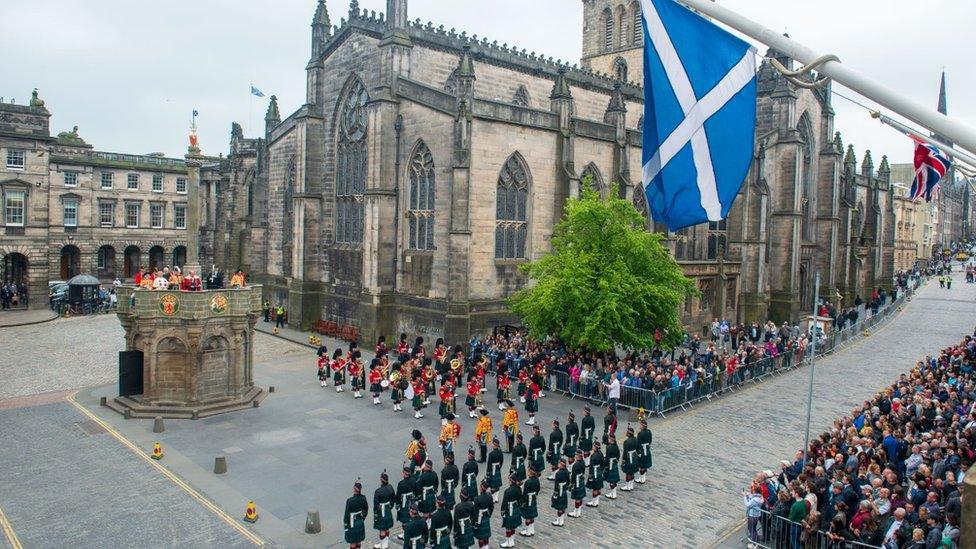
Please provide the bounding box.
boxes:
[214,456,228,474]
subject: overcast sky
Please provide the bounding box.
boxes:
[4,0,972,170]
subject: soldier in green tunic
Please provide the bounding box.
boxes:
[510,433,527,482]
[452,489,476,549]
[373,471,396,549]
[580,406,596,464]
[636,419,653,484]
[395,467,417,538]
[461,447,479,502]
[440,453,459,510]
[621,426,639,492]
[585,441,605,508]
[519,467,540,537]
[485,438,504,502]
[563,412,579,460]
[473,481,494,547]
[499,475,523,547]
[568,450,586,518]
[343,481,369,548]
[550,458,569,527]
[402,505,428,549]
[546,420,563,480]
[416,460,439,518]
[527,425,546,477]
[602,432,621,500]
[428,495,452,549]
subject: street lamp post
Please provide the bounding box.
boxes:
[801,271,821,469]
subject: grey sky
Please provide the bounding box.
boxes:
[4,0,972,171]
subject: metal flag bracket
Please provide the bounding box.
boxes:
[769,54,840,89]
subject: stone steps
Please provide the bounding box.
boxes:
[105,386,266,419]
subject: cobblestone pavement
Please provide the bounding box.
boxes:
[0,308,58,327]
[2,276,973,548]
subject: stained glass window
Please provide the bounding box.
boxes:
[407,141,435,250]
[495,154,529,259]
[336,79,368,244]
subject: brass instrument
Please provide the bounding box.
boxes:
[475,390,485,409]
[450,358,462,373]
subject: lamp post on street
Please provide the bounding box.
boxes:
[801,271,821,469]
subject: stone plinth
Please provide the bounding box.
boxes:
[107,285,265,419]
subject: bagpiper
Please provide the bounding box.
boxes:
[502,400,519,453]
[343,480,369,549]
[636,419,653,485]
[518,466,540,537]
[550,458,569,527]
[473,480,494,548]
[406,430,427,478]
[603,431,621,500]
[485,437,504,502]
[580,406,595,463]
[546,419,563,480]
[465,376,481,419]
[620,425,639,492]
[532,361,547,398]
[509,432,527,482]
[568,450,586,518]
[516,368,529,403]
[438,413,460,459]
[369,360,384,406]
[563,412,579,460]
[402,504,428,549]
[439,452,459,509]
[349,352,364,399]
[372,471,396,549]
[395,467,416,539]
[461,447,480,501]
[496,368,511,411]
[411,376,427,419]
[527,425,546,478]
[416,460,439,519]
[428,495,452,549]
[452,489,476,549]
[499,475,523,548]
[586,441,605,507]
[523,380,539,426]
[331,348,346,392]
[474,409,492,463]
[318,348,330,387]
[438,382,455,420]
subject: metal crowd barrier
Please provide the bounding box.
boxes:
[747,508,881,549]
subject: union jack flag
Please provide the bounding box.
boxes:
[909,137,951,202]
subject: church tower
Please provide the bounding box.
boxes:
[580,0,644,84]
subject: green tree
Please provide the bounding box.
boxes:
[508,183,696,352]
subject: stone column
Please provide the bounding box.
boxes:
[184,140,203,277]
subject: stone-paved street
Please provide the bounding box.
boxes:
[0,275,973,548]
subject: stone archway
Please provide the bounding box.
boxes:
[172,246,187,269]
[148,245,165,271]
[59,245,81,280]
[123,245,141,278]
[97,245,117,280]
[154,337,189,402]
[2,252,28,284]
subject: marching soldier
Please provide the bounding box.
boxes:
[391,362,406,413]
[332,348,346,392]
[523,378,539,426]
[349,353,364,399]
[428,495,452,549]
[603,432,621,500]
[396,333,410,362]
[602,406,617,444]
[416,460,439,519]
[406,430,427,478]
[461,447,480,500]
[586,441,604,507]
[568,450,586,518]
[499,475,523,548]
[318,349,330,387]
[502,400,519,453]
[485,437,504,502]
[510,433,527,482]
[369,360,384,405]
[422,359,436,406]
[496,370,511,411]
[550,458,569,527]
[546,419,563,480]
[412,376,427,419]
[402,505,428,549]
[474,410,492,463]
[412,336,426,359]
[637,419,653,485]
[438,382,456,420]
[473,480,494,548]
[375,335,388,358]
[516,368,529,403]
[527,425,546,478]
[580,406,595,463]
[452,489,476,549]
[343,480,369,549]
[465,376,481,419]
[621,426,639,492]
[395,467,417,538]
[563,412,579,460]
[519,467,540,537]
[372,472,396,549]
[440,452,460,509]
[438,414,460,460]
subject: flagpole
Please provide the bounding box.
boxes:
[672,0,976,157]
[870,112,976,171]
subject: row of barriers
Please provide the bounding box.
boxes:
[546,279,917,418]
[746,508,884,549]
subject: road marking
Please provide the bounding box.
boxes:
[704,517,745,549]
[66,392,264,547]
[0,502,23,549]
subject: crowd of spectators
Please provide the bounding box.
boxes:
[0,281,28,309]
[743,330,974,548]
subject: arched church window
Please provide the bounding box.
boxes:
[512,85,530,108]
[407,141,436,251]
[633,184,650,223]
[336,78,369,245]
[579,164,603,196]
[632,2,643,44]
[495,153,530,259]
[603,8,614,51]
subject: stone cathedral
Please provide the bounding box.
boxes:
[215,0,898,343]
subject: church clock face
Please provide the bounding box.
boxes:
[341,85,369,142]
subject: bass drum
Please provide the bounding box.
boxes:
[405,384,415,400]
[380,379,391,388]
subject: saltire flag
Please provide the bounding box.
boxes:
[639,0,757,231]
[909,136,951,203]
[250,85,265,98]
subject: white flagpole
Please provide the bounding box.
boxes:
[870,112,976,174]
[672,0,976,157]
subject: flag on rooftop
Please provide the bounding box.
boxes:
[910,137,951,203]
[250,85,265,98]
[639,0,757,231]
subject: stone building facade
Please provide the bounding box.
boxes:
[0,90,220,308]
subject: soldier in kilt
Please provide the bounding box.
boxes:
[563,412,579,460]
[550,458,569,527]
[621,426,639,492]
[473,480,494,547]
[519,467,540,537]
[439,452,459,510]
[499,475,523,548]
[510,433,527,482]
[416,460,439,518]
[461,447,479,501]
[331,349,346,392]
[580,406,595,463]
[523,381,539,426]
[585,441,604,508]
[401,505,428,549]
[485,437,504,501]
[546,419,563,479]
[603,432,621,500]
[568,450,586,518]
[395,467,416,537]
[343,481,368,549]
[452,489,476,549]
[637,419,653,484]
[428,495,452,549]
[372,471,396,549]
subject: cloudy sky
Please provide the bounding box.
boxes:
[4,0,972,170]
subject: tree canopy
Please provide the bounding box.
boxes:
[508,183,696,352]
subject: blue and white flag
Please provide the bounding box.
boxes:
[250,85,265,98]
[640,0,757,231]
